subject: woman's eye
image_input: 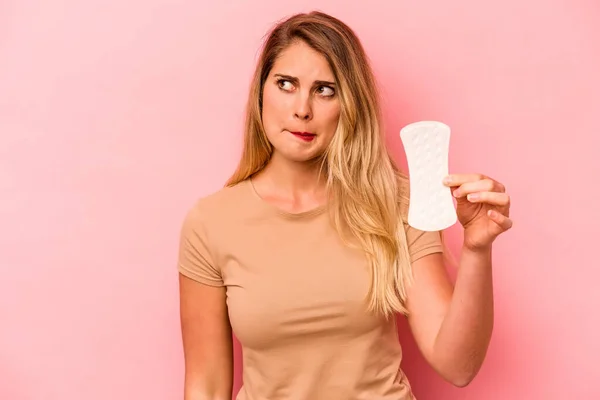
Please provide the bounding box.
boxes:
[278,80,293,91]
[317,86,335,97]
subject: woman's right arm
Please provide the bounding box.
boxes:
[179,273,233,400]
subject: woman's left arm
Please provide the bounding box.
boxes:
[405,173,512,387]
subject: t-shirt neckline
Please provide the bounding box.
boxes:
[245,178,328,219]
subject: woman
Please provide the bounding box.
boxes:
[177,11,512,400]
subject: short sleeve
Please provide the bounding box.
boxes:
[177,204,224,287]
[404,223,444,263]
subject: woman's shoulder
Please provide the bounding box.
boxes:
[182,180,250,227]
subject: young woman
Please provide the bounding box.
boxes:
[177,11,512,400]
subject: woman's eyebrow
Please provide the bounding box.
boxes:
[273,73,336,86]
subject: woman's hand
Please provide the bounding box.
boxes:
[443,173,513,251]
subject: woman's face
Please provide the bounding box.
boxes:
[261,40,341,163]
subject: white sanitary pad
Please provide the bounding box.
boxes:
[400,121,457,232]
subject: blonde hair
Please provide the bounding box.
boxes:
[226,11,448,318]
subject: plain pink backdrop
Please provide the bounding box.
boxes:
[1,1,598,399]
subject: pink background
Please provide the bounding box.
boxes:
[1,1,598,399]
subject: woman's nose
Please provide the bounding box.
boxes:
[295,110,311,120]
[294,95,312,121]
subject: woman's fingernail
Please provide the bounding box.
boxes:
[453,189,460,197]
[468,193,479,201]
[444,176,452,184]
[488,210,497,218]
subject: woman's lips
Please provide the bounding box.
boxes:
[290,131,316,141]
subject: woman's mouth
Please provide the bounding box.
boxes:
[290,131,316,142]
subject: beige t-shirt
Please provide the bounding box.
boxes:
[178,179,443,400]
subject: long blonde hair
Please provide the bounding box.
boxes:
[226,11,446,318]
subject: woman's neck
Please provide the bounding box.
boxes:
[252,154,328,202]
